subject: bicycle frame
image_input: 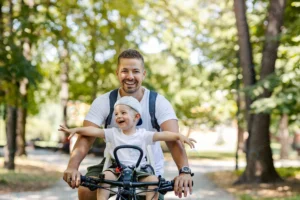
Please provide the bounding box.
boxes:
[80,145,174,200]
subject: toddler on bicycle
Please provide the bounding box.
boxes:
[59,96,196,200]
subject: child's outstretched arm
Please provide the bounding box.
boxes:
[58,125,105,140]
[153,131,196,149]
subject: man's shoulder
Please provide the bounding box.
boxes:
[143,87,166,99]
[93,89,117,102]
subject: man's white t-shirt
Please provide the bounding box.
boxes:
[104,127,155,167]
[85,87,178,176]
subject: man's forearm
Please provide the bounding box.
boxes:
[160,119,189,169]
[166,140,189,169]
[67,135,95,169]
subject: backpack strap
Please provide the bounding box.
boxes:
[149,90,160,131]
[105,89,119,128]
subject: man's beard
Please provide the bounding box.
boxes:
[123,86,139,94]
[122,81,140,94]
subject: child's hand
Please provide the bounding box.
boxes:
[179,135,197,149]
[58,125,77,140]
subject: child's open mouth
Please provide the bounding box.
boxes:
[118,120,125,124]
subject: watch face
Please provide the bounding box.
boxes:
[181,166,191,173]
[183,167,190,172]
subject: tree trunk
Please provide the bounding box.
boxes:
[16,79,28,156]
[16,106,27,156]
[91,38,99,100]
[242,113,281,182]
[235,59,244,170]
[4,105,17,170]
[0,1,3,50]
[59,38,70,152]
[235,124,244,170]
[260,0,286,83]
[233,0,256,154]
[3,0,17,171]
[279,114,289,159]
[16,0,33,156]
[59,42,69,127]
[235,0,286,183]
[186,127,192,138]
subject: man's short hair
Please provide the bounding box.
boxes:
[117,49,144,66]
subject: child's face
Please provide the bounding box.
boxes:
[114,105,139,130]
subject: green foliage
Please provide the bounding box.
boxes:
[276,167,300,178]
[0,0,42,107]
[249,1,300,118]
[186,151,238,160]
[138,1,239,127]
[1,0,299,141]
[250,57,300,130]
[239,194,300,200]
[235,167,300,179]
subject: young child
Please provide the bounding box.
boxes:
[59,96,196,200]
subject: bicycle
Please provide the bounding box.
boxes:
[80,145,177,200]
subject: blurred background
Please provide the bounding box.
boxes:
[0,0,299,199]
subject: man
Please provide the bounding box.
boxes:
[63,49,193,199]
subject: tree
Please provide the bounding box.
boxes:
[1,0,41,169]
[234,0,286,183]
[16,0,35,156]
[250,1,300,159]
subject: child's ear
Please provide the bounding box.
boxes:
[136,113,141,120]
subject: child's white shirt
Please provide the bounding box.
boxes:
[104,127,155,168]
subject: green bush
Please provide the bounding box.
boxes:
[239,194,300,200]
[276,167,300,178]
[234,167,300,178]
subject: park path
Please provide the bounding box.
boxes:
[1,148,300,200]
[0,148,237,200]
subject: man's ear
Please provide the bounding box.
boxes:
[142,68,146,79]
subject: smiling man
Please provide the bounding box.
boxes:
[63,49,194,200]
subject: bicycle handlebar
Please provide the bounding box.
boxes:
[79,145,193,197]
[80,175,174,194]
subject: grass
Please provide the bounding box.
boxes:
[234,167,300,178]
[239,194,300,200]
[165,141,283,161]
[0,160,61,194]
[164,150,244,161]
[187,150,242,160]
[208,167,300,200]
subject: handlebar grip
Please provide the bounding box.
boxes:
[80,175,86,182]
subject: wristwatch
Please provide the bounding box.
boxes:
[179,166,192,175]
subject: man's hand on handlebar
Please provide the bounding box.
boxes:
[173,173,193,198]
[63,167,82,189]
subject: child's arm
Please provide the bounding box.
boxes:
[58,125,105,140]
[153,131,196,149]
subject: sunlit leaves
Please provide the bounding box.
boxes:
[251,65,300,115]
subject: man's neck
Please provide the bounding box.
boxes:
[119,87,145,101]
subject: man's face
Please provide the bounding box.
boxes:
[116,58,146,94]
